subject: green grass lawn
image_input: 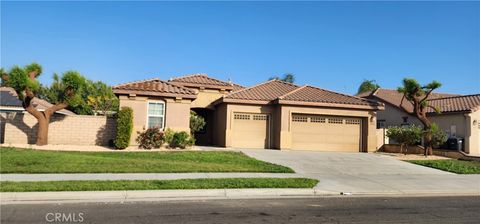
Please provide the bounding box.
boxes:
[407,160,480,174]
[0,147,293,173]
[0,178,318,192]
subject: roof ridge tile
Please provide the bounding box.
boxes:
[277,85,306,99]
[113,78,160,88]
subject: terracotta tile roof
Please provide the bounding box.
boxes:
[278,85,380,107]
[113,78,197,99]
[232,83,246,92]
[223,79,299,103]
[361,88,460,113]
[217,80,383,110]
[0,87,76,115]
[169,74,240,91]
[428,94,480,113]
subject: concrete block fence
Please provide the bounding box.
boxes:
[1,112,116,146]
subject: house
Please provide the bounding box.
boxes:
[360,88,480,156]
[113,74,384,152]
[0,87,75,115]
[1,87,76,143]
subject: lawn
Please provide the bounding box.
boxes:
[0,178,318,192]
[407,159,480,174]
[0,147,294,173]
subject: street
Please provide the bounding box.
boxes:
[2,196,479,224]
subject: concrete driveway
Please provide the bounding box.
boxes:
[241,149,480,195]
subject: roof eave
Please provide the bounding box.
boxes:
[276,99,384,110]
[113,89,197,100]
[212,97,271,106]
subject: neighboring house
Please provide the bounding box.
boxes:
[0,87,76,143]
[114,74,384,152]
[0,87,75,115]
[360,88,480,156]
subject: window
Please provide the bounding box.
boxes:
[345,119,361,125]
[328,118,343,124]
[310,116,326,123]
[253,114,268,121]
[292,115,308,122]
[234,114,250,120]
[377,120,386,129]
[147,101,165,129]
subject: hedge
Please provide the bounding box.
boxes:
[114,107,133,149]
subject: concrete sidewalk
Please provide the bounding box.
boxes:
[0,173,303,182]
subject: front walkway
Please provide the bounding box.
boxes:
[240,149,480,195]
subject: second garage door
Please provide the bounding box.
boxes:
[232,113,270,149]
[291,114,362,152]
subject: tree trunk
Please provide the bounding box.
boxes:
[36,115,50,145]
[424,132,433,156]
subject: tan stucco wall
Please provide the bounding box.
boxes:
[213,104,227,146]
[191,89,226,109]
[376,103,421,127]
[118,95,192,145]
[429,111,480,156]
[470,110,480,156]
[277,106,378,152]
[429,113,467,139]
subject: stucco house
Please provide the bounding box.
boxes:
[359,88,480,156]
[113,74,384,152]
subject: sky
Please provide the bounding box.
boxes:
[1,1,479,95]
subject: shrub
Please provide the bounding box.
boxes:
[170,131,195,149]
[386,125,422,154]
[136,128,164,149]
[190,111,206,136]
[163,128,175,146]
[114,107,133,149]
[427,123,447,148]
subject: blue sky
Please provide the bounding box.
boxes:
[1,1,479,95]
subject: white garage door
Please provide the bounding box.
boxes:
[232,113,270,149]
[291,114,362,152]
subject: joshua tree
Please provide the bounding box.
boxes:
[1,63,86,145]
[397,78,441,156]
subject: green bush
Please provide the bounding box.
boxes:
[386,125,422,154]
[427,123,448,148]
[190,111,206,136]
[114,107,133,149]
[163,128,175,146]
[170,131,195,149]
[136,128,164,149]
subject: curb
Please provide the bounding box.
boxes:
[1,189,478,204]
[0,188,336,204]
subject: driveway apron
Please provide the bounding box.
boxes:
[241,149,480,195]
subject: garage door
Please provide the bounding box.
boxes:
[232,113,269,149]
[291,114,361,152]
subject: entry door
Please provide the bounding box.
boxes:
[232,113,269,149]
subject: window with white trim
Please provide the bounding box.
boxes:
[147,101,165,129]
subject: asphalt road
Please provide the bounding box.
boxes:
[2,196,480,224]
